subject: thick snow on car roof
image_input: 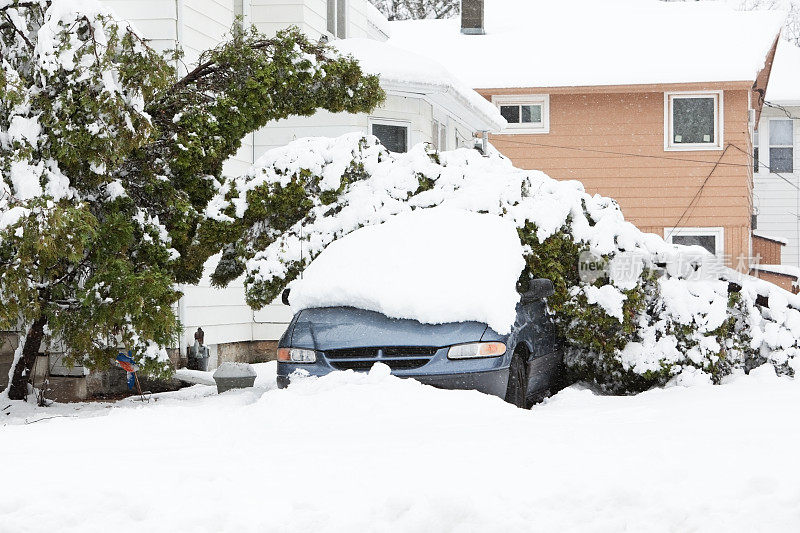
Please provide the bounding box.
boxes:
[288,208,525,334]
[388,0,784,89]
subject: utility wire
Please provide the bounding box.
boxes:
[728,143,800,191]
[492,135,800,192]
[489,136,800,243]
[494,137,752,167]
[666,144,731,240]
[764,101,800,120]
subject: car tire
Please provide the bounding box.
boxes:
[504,347,528,408]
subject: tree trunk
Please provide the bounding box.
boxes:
[8,317,47,401]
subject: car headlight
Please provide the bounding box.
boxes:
[447,342,506,359]
[277,347,317,363]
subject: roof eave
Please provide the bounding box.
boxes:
[474,80,756,96]
[380,79,506,132]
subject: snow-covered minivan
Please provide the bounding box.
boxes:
[275,208,563,407]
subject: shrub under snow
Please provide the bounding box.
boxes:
[208,133,800,393]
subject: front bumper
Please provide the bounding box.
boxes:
[277,350,510,399]
[408,368,509,397]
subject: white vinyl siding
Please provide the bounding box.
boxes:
[253,93,477,156]
[754,108,800,267]
[101,0,178,57]
[181,0,235,67]
[249,0,384,41]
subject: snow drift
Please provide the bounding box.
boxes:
[3,365,800,532]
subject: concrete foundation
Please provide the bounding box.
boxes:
[216,340,278,365]
[47,376,89,403]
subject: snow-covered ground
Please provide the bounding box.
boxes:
[2,363,799,532]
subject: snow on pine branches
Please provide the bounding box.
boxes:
[209,133,800,392]
[0,0,384,399]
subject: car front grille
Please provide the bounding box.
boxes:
[324,346,439,371]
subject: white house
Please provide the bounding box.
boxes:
[753,39,800,282]
[99,0,504,370]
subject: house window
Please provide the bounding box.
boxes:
[769,119,793,173]
[327,0,346,38]
[754,130,760,173]
[664,92,723,150]
[500,104,541,125]
[492,94,550,134]
[371,120,408,153]
[664,226,724,257]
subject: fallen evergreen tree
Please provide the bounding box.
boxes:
[209,134,800,393]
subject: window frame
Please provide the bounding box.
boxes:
[370,118,410,154]
[432,118,448,151]
[753,128,760,173]
[664,91,724,152]
[663,226,725,257]
[327,0,347,38]
[768,118,794,173]
[491,94,550,134]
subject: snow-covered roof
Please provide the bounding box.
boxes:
[753,230,789,245]
[364,0,392,39]
[288,208,525,334]
[334,38,506,131]
[765,39,800,104]
[388,0,784,89]
[751,264,800,280]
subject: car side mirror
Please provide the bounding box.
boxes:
[281,288,291,306]
[521,278,554,302]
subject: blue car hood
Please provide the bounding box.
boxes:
[289,307,490,351]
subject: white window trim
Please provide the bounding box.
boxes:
[663,226,725,257]
[337,0,347,39]
[432,119,440,151]
[753,127,760,174]
[492,94,550,134]
[664,91,724,152]
[327,0,336,36]
[327,0,347,39]
[369,118,411,153]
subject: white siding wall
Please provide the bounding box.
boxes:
[251,1,312,38]
[181,0,235,67]
[250,0,388,40]
[754,107,800,267]
[179,275,293,358]
[254,94,431,153]
[103,0,178,56]
[254,93,477,155]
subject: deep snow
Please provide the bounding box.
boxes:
[388,0,784,89]
[2,363,799,532]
